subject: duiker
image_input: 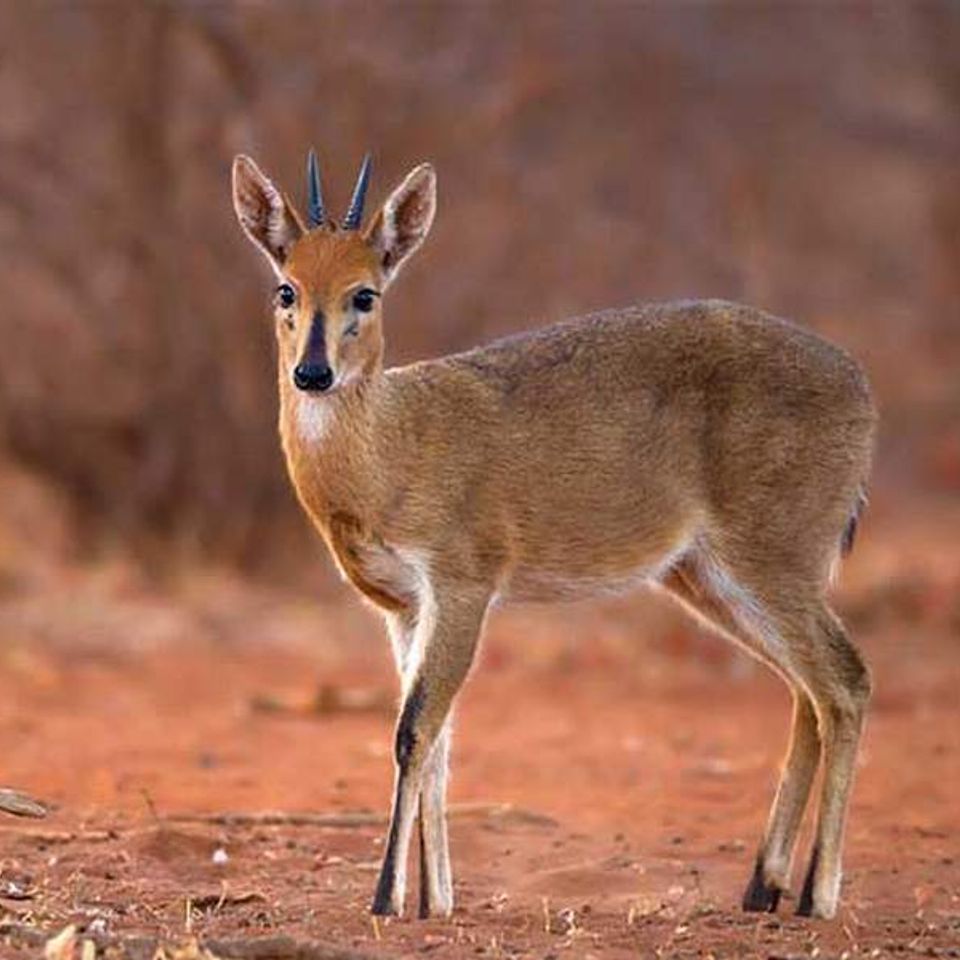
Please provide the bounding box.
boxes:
[232,150,876,920]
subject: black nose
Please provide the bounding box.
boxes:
[293,362,334,392]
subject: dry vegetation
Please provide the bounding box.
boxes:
[0,3,957,576]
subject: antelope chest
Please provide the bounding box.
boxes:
[326,514,424,613]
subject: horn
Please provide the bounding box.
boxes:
[341,152,372,230]
[306,149,325,228]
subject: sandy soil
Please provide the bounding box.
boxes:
[0,520,957,959]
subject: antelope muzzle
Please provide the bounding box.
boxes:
[294,311,334,393]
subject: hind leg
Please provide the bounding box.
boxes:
[793,607,871,918]
[673,549,869,919]
[743,691,820,911]
[661,558,821,913]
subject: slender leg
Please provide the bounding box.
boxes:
[795,608,870,919]
[382,608,426,917]
[372,586,490,917]
[387,609,455,918]
[743,691,820,911]
[418,722,453,918]
[660,559,822,913]
[715,579,868,920]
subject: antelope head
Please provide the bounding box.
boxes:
[232,150,436,395]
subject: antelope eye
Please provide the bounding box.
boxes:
[277,283,296,309]
[352,288,377,313]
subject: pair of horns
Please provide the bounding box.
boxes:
[307,149,371,231]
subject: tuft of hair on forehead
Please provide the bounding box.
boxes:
[283,227,382,294]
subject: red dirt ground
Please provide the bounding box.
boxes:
[0,511,957,959]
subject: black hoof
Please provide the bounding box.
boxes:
[796,875,815,916]
[372,875,400,917]
[796,846,818,917]
[742,858,782,913]
[371,896,399,917]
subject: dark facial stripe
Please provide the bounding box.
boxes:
[300,310,328,368]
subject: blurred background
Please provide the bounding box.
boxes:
[0,5,957,952]
[1,1,957,589]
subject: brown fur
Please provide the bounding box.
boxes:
[232,154,877,921]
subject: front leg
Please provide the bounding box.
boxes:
[385,611,454,918]
[418,721,453,918]
[372,586,491,917]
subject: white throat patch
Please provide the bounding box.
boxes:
[295,394,334,444]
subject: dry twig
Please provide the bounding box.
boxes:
[0,788,47,818]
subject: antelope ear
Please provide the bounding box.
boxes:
[365,163,436,287]
[232,155,304,270]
